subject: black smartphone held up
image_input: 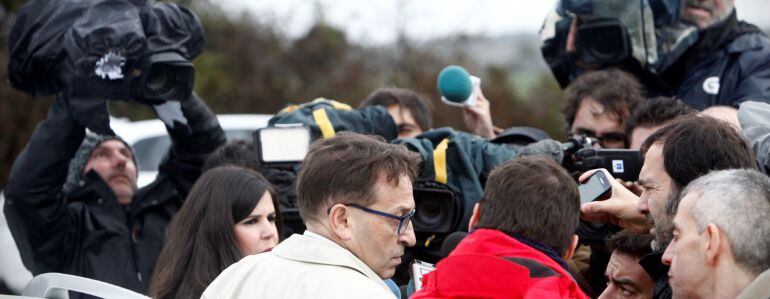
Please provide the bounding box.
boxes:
[578,171,612,205]
[254,125,311,165]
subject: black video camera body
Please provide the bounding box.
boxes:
[541,0,691,88]
[561,134,643,182]
[9,0,204,105]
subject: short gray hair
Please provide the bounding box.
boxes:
[682,169,770,275]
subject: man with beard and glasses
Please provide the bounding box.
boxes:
[580,114,756,299]
[660,0,770,109]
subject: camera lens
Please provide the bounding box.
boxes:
[414,198,446,230]
[411,184,459,234]
[576,18,630,66]
[585,26,625,61]
[146,64,175,94]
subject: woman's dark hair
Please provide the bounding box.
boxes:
[150,166,281,299]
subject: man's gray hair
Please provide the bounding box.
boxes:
[682,169,770,275]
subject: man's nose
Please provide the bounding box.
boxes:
[637,194,650,214]
[661,244,674,266]
[399,222,417,247]
[113,152,128,168]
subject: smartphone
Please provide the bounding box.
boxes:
[578,171,612,205]
[254,125,311,165]
[411,260,436,292]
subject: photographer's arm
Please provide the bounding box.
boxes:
[462,88,497,138]
[4,98,85,273]
[154,93,225,197]
[578,169,649,234]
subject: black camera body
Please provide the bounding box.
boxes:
[541,0,686,88]
[61,51,195,105]
[9,0,204,105]
[574,18,632,67]
[562,135,642,182]
[412,180,462,235]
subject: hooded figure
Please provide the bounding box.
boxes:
[62,134,138,195]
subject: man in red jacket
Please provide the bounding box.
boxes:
[412,156,588,299]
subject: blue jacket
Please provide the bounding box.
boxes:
[672,27,770,109]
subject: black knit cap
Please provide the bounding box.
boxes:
[63,133,137,194]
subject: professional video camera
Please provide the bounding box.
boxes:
[254,99,400,236]
[561,134,642,182]
[558,134,644,245]
[9,0,204,134]
[541,0,695,89]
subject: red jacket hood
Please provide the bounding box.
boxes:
[412,229,588,299]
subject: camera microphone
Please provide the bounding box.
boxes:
[436,65,479,107]
[440,231,468,258]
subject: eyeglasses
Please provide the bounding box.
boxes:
[327,203,416,235]
[595,133,627,148]
[573,129,627,148]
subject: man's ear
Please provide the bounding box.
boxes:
[704,223,722,265]
[468,203,481,231]
[328,204,353,241]
[563,235,579,260]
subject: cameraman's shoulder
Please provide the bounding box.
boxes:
[731,30,770,60]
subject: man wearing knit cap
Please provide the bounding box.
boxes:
[63,134,138,205]
[4,95,225,295]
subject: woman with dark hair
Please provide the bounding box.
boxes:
[149,166,282,299]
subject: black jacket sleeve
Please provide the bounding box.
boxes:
[152,93,226,199]
[3,98,86,273]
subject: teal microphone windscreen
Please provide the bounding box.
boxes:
[437,65,472,103]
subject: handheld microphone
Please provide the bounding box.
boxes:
[437,65,479,107]
[439,231,468,258]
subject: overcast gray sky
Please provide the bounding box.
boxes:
[223,0,770,45]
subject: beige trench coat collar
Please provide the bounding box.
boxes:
[273,231,391,293]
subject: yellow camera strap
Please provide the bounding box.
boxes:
[312,108,336,139]
[311,98,352,110]
[433,138,449,184]
[277,98,351,116]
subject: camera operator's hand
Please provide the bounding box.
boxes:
[463,87,497,138]
[579,169,648,234]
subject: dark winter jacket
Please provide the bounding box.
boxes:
[639,251,672,299]
[394,128,522,235]
[3,94,225,294]
[412,229,589,299]
[268,98,398,141]
[660,11,770,110]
